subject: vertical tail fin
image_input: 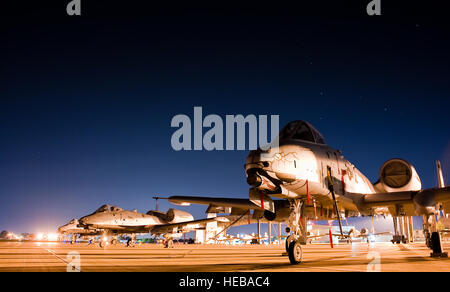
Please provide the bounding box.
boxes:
[436,160,445,188]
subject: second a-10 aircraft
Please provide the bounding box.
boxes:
[167,120,450,264]
[58,204,229,247]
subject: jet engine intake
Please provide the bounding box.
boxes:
[376,159,422,192]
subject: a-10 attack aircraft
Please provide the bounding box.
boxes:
[344,228,392,243]
[59,204,229,247]
[167,120,450,264]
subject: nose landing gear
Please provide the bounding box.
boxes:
[126,235,137,247]
[285,199,307,264]
[163,235,174,248]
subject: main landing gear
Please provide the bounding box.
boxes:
[99,239,108,248]
[99,234,112,248]
[126,235,137,247]
[391,215,408,244]
[423,215,448,258]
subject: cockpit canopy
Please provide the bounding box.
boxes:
[279,120,326,144]
[94,204,123,213]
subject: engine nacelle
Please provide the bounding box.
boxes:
[375,159,422,193]
[165,209,194,223]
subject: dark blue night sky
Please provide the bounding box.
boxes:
[1,3,450,235]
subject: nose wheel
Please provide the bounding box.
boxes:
[288,240,303,264]
[285,235,294,253]
[285,199,308,264]
[165,238,174,248]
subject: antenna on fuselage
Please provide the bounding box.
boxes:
[152,196,168,211]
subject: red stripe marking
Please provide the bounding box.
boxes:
[335,153,341,175]
[260,193,264,210]
[329,229,334,248]
[306,179,310,204]
[313,200,317,218]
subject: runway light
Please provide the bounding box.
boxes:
[47,233,58,241]
[36,233,44,241]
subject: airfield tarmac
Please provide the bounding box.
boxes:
[0,241,449,272]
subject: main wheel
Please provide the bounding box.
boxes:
[431,232,442,254]
[425,231,432,249]
[126,238,136,247]
[288,240,303,265]
[285,235,293,252]
[401,236,407,244]
[166,239,174,248]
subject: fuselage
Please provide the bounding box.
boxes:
[244,120,379,217]
[79,210,165,230]
[246,139,376,197]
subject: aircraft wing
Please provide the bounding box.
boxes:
[361,191,415,206]
[168,196,259,209]
[150,216,230,235]
[373,231,392,236]
[168,186,450,218]
[168,195,281,214]
[308,233,331,239]
[356,186,450,214]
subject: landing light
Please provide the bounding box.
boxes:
[47,233,58,241]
